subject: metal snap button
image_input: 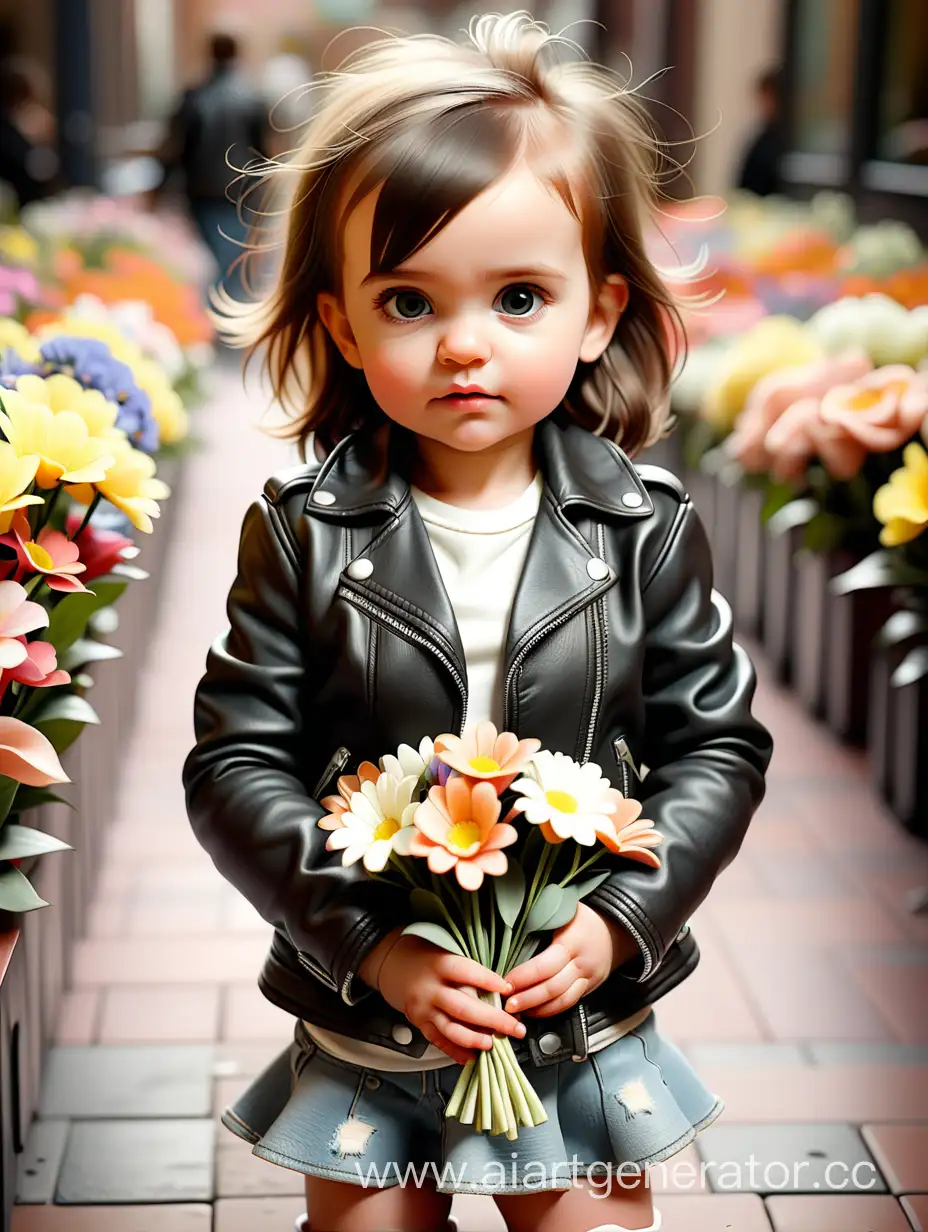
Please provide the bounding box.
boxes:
[622,491,644,508]
[347,558,374,581]
[586,558,609,581]
[364,1074,381,1090]
[391,1024,413,1046]
[312,490,336,506]
[538,1031,562,1056]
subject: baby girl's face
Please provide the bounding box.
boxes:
[319,160,623,456]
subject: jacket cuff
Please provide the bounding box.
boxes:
[585,883,662,983]
[332,914,400,1006]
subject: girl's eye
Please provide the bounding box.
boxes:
[378,290,432,321]
[495,285,545,317]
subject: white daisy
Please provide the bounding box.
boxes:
[324,772,419,871]
[511,751,618,846]
[380,736,435,781]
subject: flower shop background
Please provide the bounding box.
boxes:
[0,0,926,1229]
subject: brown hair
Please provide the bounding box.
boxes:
[219,12,687,459]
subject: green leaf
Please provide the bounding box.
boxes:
[0,776,20,826]
[44,579,128,654]
[831,549,928,595]
[6,787,73,814]
[0,865,48,912]
[0,824,71,860]
[541,886,580,931]
[408,888,446,923]
[892,646,928,688]
[802,512,847,555]
[513,937,540,966]
[400,921,465,956]
[60,638,123,673]
[110,563,149,582]
[525,884,565,933]
[493,862,526,928]
[34,693,100,753]
[573,871,612,899]
[760,481,798,524]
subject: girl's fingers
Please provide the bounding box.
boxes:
[523,977,589,1018]
[435,987,526,1038]
[439,953,511,994]
[420,1019,474,1067]
[504,962,577,1013]
[504,942,569,993]
[431,1009,495,1052]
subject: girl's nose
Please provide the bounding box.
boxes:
[436,318,491,367]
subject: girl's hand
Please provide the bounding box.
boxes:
[503,902,640,1018]
[366,930,527,1066]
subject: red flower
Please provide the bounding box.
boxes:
[65,513,137,583]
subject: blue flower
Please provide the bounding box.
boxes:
[37,336,161,454]
[0,348,39,384]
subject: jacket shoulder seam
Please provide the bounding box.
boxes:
[634,463,688,501]
[641,497,692,592]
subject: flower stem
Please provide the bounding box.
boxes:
[71,492,102,541]
[560,848,607,886]
[35,486,61,535]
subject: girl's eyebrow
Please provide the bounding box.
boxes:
[360,264,568,286]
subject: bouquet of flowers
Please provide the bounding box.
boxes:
[318,722,663,1140]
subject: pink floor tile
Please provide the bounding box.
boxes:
[55,989,100,1045]
[215,1135,305,1198]
[213,1198,306,1232]
[72,934,270,986]
[698,1065,928,1122]
[222,985,298,1043]
[98,984,221,1043]
[845,964,928,1044]
[903,1195,928,1232]
[660,1193,772,1230]
[11,1207,212,1231]
[861,1124,928,1193]
[765,1194,911,1231]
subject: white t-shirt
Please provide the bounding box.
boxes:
[303,473,649,1069]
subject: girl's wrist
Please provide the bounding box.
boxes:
[359,927,405,991]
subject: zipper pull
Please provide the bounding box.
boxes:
[614,737,643,781]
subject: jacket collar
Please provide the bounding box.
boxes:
[306,415,654,522]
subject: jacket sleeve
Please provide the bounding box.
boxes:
[585,495,773,980]
[182,492,405,1004]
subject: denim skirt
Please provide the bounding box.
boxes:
[222,1011,722,1195]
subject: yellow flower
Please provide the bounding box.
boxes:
[0,390,116,489]
[135,359,189,444]
[0,318,40,364]
[874,443,928,546]
[66,438,170,534]
[0,227,39,266]
[0,441,43,534]
[13,373,120,438]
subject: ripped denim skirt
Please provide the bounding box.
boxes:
[222,1010,722,1195]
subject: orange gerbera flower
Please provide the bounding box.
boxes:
[316,760,379,831]
[595,791,663,868]
[435,721,540,793]
[394,776,518,890]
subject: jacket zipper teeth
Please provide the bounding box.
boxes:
[573,999,589,1060]
[312,745,351,800]
[620,915,655,980]
[503,590,603,731]
[581,524,608,764]
[338,587,468,734]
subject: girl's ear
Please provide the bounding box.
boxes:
[317,291,363,369]
[579,274,629,363]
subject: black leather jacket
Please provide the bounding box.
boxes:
[183,416,773,1068]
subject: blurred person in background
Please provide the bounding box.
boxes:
[261,33,313,156]
[158,31,269,300]
[0,56,59,209]
[736,66,783,197]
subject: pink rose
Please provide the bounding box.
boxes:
[764,397,868,482]
[818,367,928,452]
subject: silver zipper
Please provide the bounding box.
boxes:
[311,745,351,800]
[338,586,468,734]
[572,998,589,1062]
[502,583,606,733]
[616,913,655,981]
[581,523,608,764]
[297,950,339,991]
[613,736,642,798]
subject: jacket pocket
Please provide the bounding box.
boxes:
[612,735,643,799]
[312,745,352,800]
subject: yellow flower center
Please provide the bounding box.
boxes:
[373,817,401,842]
[545,789,578,814]
[468,756,501,773]
[25,541,54,571]
[447,821,481,851]
[846,381,907,411]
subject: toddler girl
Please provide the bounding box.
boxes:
[184,12,773,1232]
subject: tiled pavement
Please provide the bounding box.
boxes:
[12,365,928,1231]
